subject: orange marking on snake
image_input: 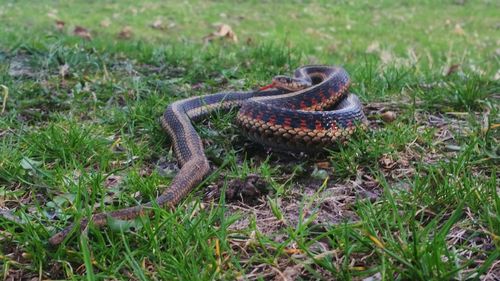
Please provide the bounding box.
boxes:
[315,120,323,131]
[268,115,276,125]
[300,119,308,130]
[318,89,325,101]
[283,117,292,128]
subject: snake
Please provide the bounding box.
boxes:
[48,65,366,245]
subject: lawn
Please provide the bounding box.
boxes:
[0,0,499,280]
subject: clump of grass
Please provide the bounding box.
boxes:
[415,73,497,111]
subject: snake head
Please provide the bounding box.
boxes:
[258,76,312,92]
[271,75,311,91]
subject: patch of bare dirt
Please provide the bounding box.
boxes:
[8,54,36,78]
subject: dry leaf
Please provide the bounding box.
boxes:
[445,64,460,76]
[105,175,123,188]
[278,264,304,281]
[379,154,396,169]
[316,161,331,169]
[150,19,164,30]
[453,24,465,36]
[214,24,237,41]
[494,70,500,81]
[379,50,393,64]
[47,9,58,19]
[55,20,65,31]
[100,18,111,28]
[73,26,92,40]
[117,26,133,39]
[59,64,69,78]
[203,24,238,43]
[380,111,397,123]
[366,41,380,53]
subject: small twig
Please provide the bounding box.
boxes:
[1,85,8,114]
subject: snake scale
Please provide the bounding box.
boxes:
[49,65,366,245]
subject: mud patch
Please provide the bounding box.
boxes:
[225,174,270,205]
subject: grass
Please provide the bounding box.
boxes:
[0,0,499,280]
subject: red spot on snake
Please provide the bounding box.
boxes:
[318,89,325,99]
[315,120,323,130]
[245,110,253,119]
[300,101,307,109]
[283,117,292,127]
[268,115,276,125]
[300,119,307,130]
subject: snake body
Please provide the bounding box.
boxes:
[49,65,366,245]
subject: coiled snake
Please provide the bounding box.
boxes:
[49,65,366,245]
